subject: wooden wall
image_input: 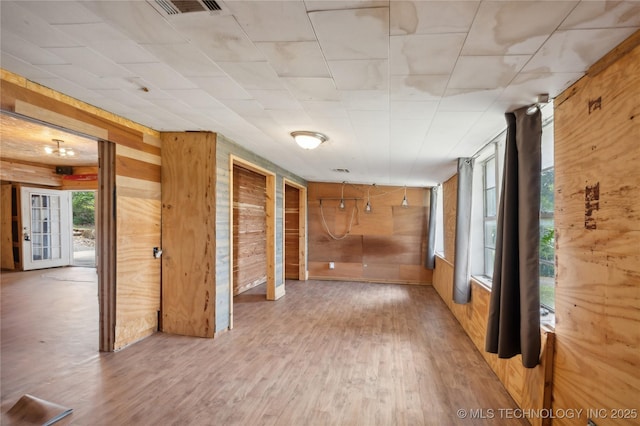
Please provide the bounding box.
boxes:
[552,32,640,425]
[434,174,554,426]
[1,69,161,350]
[214,135,306,332]
[284,184,300,279]
[307,182,432,284]
[233,164,267,295]
[160,132,216,338]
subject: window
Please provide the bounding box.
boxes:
[483,156,497,278]
[540,119,555,319]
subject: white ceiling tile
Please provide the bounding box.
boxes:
[91,89,157,108]
[189,76,251,100]
[34,77,103,102]
[390,101,438,121]
[53,22,130,44]
[141,43,226,78]
[462,1,576,56]
[304,1,389,12]
[0,53,58,80]
[82,1,187,44]
[248,90,302,111]
[301,101,348,118]
[341,90,389,111]
[1,33,67,65]
[499,72,584,107]
[90,40,158,64]
[18,1,102,25]
[37,64,124,90]
[222,99,267,117]
[283,77,340,101]
[420,111,484,157]
[309,7,389,60]
[217,62,284,90]
[123,63,197,90]
[163,89,226,109]
[448,56,530,90]
[229,1,315,42]
[170,14,264,62]
[390,1,479,35]
[0,2,78,48]
[267,109,315,130]
[256,41,331,78]
[46,47,132,78]
[390,75,449,101]
[439,88,503,112]
[328,60,387,90]
[523,28,640,73]
[390,33,465,75]
[560,1,640,30]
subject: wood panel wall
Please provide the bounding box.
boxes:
[233,164,267,295]
[307,182,432,284]
[552,32,640,425]
[161,132,216,338]
[284,184,300,279]
[1,69,161,351]
[215,135,306,332]
[1,183,13,269]
[435,175,554,426]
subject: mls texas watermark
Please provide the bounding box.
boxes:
[456,408,638,420]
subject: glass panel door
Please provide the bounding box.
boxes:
[21,187,71,270]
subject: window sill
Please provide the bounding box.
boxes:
[471,275,492,291]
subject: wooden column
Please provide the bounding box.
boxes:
[161,132,216,338]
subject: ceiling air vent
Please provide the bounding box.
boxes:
[153,0,222,15]
[332,168,350,173]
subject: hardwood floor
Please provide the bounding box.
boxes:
[1,269,527,425]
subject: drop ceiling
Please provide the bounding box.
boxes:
[1,1,638,185]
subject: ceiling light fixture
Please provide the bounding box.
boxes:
[365,186,372,214]
[45,139,74,157]
[339,181,346,211]
[401,186,409,208]
[290,131,327,150]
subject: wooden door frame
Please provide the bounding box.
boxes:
[283,179,307,281]
[1,109,115,351]
[229,155,277,330]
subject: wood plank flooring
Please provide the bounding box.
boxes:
[1,269,527,425]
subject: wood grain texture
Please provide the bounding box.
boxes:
[553,36,640,425]
[1,184,14,269]
[432,256,554,425]
[114,196,161,349]
[1,275,529,426]
[308,182,432,284]
[233,164,267,295]
[0,160,62,187]
[161,132,216,338]
[284,184,300,279]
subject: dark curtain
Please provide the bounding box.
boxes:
[425,186,437,269]
[453,158,474,304]
[485,106,542,368]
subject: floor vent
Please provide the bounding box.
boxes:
[154,0,221,15]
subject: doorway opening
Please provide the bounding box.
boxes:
[284,179,307,281]
[71,191,96,268]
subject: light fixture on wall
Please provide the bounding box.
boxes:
[401,186,409,208]
[44,139,74,157]
[364,186,372,214]
[339,181,346,211]
[526,93,550,115]
[290,131,327,150]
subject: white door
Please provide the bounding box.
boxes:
[21,187,71,270]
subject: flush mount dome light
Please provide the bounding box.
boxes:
[290,131,327,150]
